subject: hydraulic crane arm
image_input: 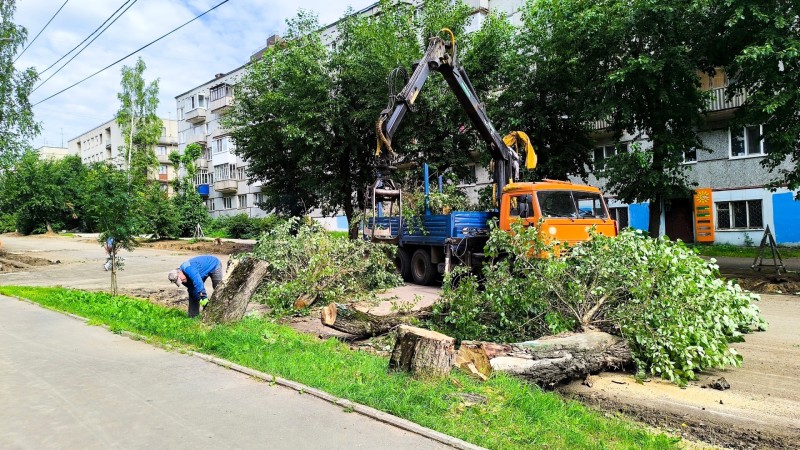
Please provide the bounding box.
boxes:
[375,29,531,206]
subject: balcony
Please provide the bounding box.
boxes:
[157,153,171,164]
[158,174,169,182]
[210,96,233,113]
[185,108,207,124]
[214,179,238,194]
[196,158,209,169]
[707,87,746,112]
[187,131,207,146]
[197,184,210,196]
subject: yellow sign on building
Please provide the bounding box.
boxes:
[693,188,714,242]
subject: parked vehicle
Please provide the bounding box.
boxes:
[366,30,616,284]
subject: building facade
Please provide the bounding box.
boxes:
[34,146,76,160]
[583,71,800,245]
[67,118,180,191]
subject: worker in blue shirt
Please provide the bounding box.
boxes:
[167,255,223,317]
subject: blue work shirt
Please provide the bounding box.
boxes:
[179,255,221,299]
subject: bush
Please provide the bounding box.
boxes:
[248,218,402,315]
[206,214,284,239]
[0,213,16,233]
[433,223,767,385]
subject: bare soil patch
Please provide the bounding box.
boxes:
[721,268,800,295]
[137,239,253,255]
[0,250,57,272]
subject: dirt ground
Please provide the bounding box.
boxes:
[1,233,799,449]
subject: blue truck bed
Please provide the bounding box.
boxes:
[369,211,496,246]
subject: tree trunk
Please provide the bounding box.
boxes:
[648,195,662,239]
[388,325,455,379]
[320,303,431,338]
[457,331,632,388]
[202,258,270,324]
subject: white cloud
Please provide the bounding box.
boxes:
[13,0,374,146]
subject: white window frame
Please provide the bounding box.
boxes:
[683,148,698,164]
[238,194,247,208]
[197,94,207,108]
[222,196,232,209]
[212,137,228,155]
[593,142,629,169]
[729,125,768,159]
[715,199,764,230]
[158,164,168,175]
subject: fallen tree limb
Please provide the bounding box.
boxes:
[203,258,270,324]
[320,303,431,338]
[458,331,632,388]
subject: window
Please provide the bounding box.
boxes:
[593,143,628,170]
[609,206,629,229]
[195,169,210,185]
[197,94,207,108]
[237,167,245,180]
[159,164,168,175]
[537,190,609,218]
[238,194,247,208]
[254,193,264,206]
[683,148,697,163]
[214,164,232,181]
[178,108,184,120]
[179,131,186,144]
[212,137,228,154]
[222,197,232,209]
[157,145,167,155]
[208,199,215,211]
[731,125,769,157]
[161,127,166,137]
[699,68,727,90]
[211,83,232,101]
[716,200,763,230]
[509,194,533,219]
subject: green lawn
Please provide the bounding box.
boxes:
[0,286,680,450]
[689,243,800,258]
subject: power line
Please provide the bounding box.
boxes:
[39,0,135,75]
[14,0,70,63]
[32,0,232,107]
[34,0,139,93]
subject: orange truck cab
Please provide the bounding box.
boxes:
[499,180,618,244]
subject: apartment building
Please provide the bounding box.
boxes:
[35,146,76,160]
[174,0,522,230]
[67,118,180,191]
[583,69,800,245]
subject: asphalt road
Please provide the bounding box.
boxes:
[0,296,450,450]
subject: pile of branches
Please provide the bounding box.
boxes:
[432,223,767,385]
[249,219,402,314]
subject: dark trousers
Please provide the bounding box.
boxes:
[187,265,224,317]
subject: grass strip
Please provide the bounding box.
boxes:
[0,286,679,449]
[689,243,800,258]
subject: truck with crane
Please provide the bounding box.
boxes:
[365,30,617,285]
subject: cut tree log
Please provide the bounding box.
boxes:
[320,303,431,338]
[202,258,270,324]
[457,331,632,388]
[388,325,455,378]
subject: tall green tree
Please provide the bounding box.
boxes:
[0,152,84,234]
[116,57,161,185]
[524,0,710,237]
[0,0,40,168]
[707,0,800,193]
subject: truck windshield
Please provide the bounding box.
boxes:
[537,190,609,219]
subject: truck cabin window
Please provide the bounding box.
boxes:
[510,194,534,218]
[537,191,608,219]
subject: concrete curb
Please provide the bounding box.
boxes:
[5,295,485,450]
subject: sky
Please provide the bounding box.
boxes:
[12,0,376,147]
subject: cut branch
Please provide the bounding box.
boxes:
[202,258,270,324]
[320,302,431,338]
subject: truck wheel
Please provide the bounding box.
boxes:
[411,249,436,285]
[396,248,412,282]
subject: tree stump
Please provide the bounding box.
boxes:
[320,303,431,338]
[388,325,455,378]
[202,258,270,324]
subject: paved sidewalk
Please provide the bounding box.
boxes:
[0,296,450,450]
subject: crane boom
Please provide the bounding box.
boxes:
[375,31,522,206]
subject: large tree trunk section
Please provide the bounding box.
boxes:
[458,331,632,388]
[388,325,455,378]
[202,258,270,324]
[320,303,431,338]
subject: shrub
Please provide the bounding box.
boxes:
[433,223,767,385]
[206,214,284,239]
[248,218,402,315]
